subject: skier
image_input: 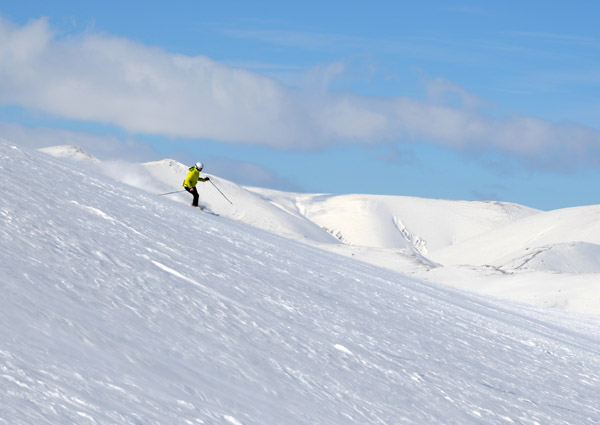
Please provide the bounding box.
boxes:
[183,162,210,208]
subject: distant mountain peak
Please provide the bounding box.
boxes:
[38,144,100,163]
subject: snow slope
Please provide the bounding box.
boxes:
[36,146,600,314]
[498,242,600,274]
[4,140,600,423]
[433,205,600,267]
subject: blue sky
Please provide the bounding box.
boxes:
[1,1,600,210]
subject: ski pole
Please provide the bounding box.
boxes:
[158,189,186,196]
[209,179,233,204]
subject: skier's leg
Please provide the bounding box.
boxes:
[185,187,199,206]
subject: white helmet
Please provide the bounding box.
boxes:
[195,162,203,171]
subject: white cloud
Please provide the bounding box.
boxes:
[2,16,600,170]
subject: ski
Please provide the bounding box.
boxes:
[193,205,219,216]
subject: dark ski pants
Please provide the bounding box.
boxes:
[185,186,199,206]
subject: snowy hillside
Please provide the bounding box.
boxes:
[294,193,538,253]
[36,145,600,314]
[433,205,600,267]
[5,137,600,424]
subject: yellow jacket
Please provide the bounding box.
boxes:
[183,167,209,187]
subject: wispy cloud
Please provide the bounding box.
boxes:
[2,17,600,170]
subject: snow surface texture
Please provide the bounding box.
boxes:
[2,140,600,423]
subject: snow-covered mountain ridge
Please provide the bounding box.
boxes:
[3,133,600,424]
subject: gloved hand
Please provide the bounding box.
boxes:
[205,177,210,181]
